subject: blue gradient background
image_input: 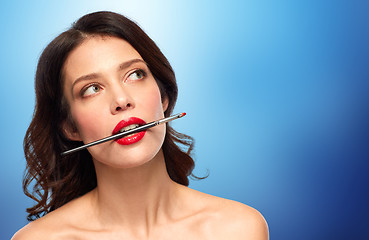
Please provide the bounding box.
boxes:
[1,0,368,239]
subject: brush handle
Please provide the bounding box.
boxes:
[61,112,185,156]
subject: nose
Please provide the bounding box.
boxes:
[110,86,134,114]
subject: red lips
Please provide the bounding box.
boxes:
[112,117,146,145]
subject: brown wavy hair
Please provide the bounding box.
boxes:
[23,11,196,221]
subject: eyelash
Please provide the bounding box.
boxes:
[79,69,147,97]
[80,83,102,97]
[125,69,147,82]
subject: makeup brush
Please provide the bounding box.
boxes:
[61,112,186,156]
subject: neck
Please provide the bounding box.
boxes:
[90,149,180,234]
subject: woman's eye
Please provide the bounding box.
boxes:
[126,69,146,82]
[82,84,102,97]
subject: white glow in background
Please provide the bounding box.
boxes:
[1,1,368,239]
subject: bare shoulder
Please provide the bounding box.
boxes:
[11,218,54,240]
[12,193,92,240]
[182,187,269,240]
[217,199,269,239]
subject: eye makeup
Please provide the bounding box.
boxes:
[80,83,103,97]
[125,69,146,82]
[76,68,147,98]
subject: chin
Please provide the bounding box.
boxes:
[92,135,166,170]
[94,147,164,170]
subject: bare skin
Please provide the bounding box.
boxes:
[12,36,268,240]
[13,152,268,239]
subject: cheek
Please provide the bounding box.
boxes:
[143,85,165,116]
[70,106,106,141]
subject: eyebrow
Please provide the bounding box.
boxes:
[71,58,147,93]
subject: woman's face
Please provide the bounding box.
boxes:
[62,36,168,168]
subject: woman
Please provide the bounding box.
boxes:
[13,11,268,239]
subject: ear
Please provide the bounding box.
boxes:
[62,120,82,141]
[162,96,169,112]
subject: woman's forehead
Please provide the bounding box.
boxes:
[66,36,141,66]
[63,36,143,80]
